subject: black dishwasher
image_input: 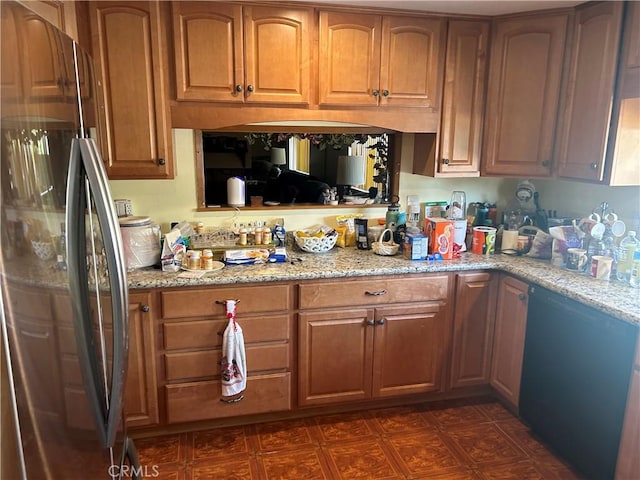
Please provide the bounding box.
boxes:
[520,285,638,480]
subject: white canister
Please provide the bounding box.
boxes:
[119,216,161,269]
[227,177,245,207]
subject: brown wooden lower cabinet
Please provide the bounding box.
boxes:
[298,291,450,406]
[165,373,291,424]
[449,272,497,388]
[489,274,529,409]
[616,338,640,479]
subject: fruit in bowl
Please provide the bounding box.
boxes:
[294,226,338,253]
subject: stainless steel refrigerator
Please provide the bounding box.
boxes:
[0,2,140,478]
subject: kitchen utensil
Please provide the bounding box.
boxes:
[533,192,548,231]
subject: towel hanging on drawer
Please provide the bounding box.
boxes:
[221,300,247,399]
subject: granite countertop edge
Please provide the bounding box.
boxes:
[124,248,640,325]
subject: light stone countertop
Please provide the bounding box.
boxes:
[126,247,640,325]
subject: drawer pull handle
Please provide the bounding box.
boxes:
[215,299,240,305]
[377,318,385,325]
[365,289,387,296]
[220,395,244,404]
[518,293,526,301]
[366,320,375,326]
[141,305,149,313]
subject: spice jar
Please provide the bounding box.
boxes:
[238,228,247,246]
[202,249,214,270]
[255,227,263,245]
[263,226,272,245]
[188,250,201,270]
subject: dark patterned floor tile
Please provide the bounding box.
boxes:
[424,403,491,428]
[254,418,317,452]
[322,437,403,479]
[474,401,515,422]
[368,405,433,436]
[387,430,465,478]
[496,419,555,458]
[135,433,188,466]
[151,463,188,480]
[189,456,259,480]
[476,460,549,480]
[444,423,527,467]
[190,426,255,461]
[257,446,332,480]
[311,411,377,443]
[412,468,483,480]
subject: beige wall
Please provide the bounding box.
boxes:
[109,129,639,233]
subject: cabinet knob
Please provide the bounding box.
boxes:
[158,158,165,166]
[247,84,254,93]
[235,84,243,93]
[366,320,375,326]
[377,318,385,325]
[590,162,598,170]
[518,293,526,301]
[442,158,450,165]
[382,89,389,97]
[542,160,551,167]
[365,289,387,296]
[141,305,150,312]
[372,89,379,97]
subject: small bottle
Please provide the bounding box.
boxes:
[630,248,640,288]
[263,226,272,245]
[238,228,248,246]
[188,250,201,270]
[616,231,638,282]
[202,249,214,270]
[255,228,263,245]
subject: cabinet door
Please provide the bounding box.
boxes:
[483,13,568,177]
[606,2,640,187]
[616,362,640,479]
[1,3,23,101]
[124,292,158,428]
[298,308,374,406]
[172,2,243,102]
[318,11,381,106]
[243,5,311,104]
[490,275,528,408]
[90,1,173,179]
[450,272,497,389]
[379,16,445,108]
[438,20,489,175]
[556,2,624,182]
[372,302,448,397]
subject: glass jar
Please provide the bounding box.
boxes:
[188,250,201,270]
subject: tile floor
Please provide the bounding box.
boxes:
[132,397,585,480]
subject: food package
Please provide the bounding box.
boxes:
[161,229,186,272]
[336,214,362,247]
[548,225,584,265]
[403,233,428,260]
[424,217,455,260]
[223,247,287,265]
[525,230,554,259]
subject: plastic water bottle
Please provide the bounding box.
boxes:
[629,246,640,288]
[616,231,638,282]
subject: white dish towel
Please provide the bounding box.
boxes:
[220,300,247,398]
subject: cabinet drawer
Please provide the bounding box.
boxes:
[164,343,290,381]
[161,285,290,319]
[4,284,52,321]
[298,275,449,309]
[165,372,291,423]
[163,314,290,350]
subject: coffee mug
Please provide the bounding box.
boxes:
[590,255,613,281]
[472,226,496,255]
[566,248,588,271]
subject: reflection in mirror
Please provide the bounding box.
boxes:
[201,132,391,207]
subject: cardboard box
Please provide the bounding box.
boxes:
[424,218,455,259]
[403,233,428,260]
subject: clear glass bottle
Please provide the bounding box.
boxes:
[616,231,638,282]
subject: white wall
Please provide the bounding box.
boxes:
[108,129,640,233]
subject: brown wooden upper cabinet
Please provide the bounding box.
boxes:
[318,11,445,108]
[172,3,311,104]
[482,12,569,178]
[414,19,489,177]
[556,2,625,183]
[89,1,174,179]
[556,1,639,186]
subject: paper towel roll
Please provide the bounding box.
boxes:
[502,229,519,251]
[227,177,245,207]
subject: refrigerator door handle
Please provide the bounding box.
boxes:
[79,138,129,448]
[66,138,129,448]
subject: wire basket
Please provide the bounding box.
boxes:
[294,231,338,253]
[371,229,399,256]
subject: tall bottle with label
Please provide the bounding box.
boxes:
[616,231,638,282]
[629,244,640,287]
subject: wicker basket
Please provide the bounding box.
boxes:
[371,229,399,256]
[294,232,338,253]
